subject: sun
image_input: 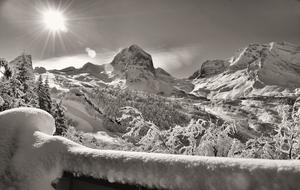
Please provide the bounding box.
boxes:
[42,9,67,32]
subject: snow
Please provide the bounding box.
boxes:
[2,107,300,190]
[192,42,300,99]
[36,72,69,92]
[0,107,55,190]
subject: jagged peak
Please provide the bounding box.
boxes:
[189,59,229,79]
[128,44,144,51]
[83,62,95,67]
[111,44,155,75]
[155,67,171,76]
[81,62,98,70]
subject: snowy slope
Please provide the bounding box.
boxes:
[191,42,300,99]
[2,107,300,190]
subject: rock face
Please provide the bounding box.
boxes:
[34,67,47,74]
[189,60,230,79]
[9,54,35,80]
[110,45,185,94]
[111,44,156,85]
[111,45,156,75]
[191,42,300,99]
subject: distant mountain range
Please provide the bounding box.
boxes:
[30,42,300,100]
[34,44,194,97]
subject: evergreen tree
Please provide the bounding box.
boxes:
[37,75,46,110]
[16,61,30,93]
[0,58,12,80]
[44,77,52,113]
[53,101,67,136]
[37,76,52,113]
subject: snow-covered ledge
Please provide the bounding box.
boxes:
[1,108,300,190]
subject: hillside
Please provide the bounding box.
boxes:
[191,42,300,99]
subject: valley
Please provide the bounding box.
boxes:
[2,41,300,159]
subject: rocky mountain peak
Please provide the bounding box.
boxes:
[80,62,104,73]
[111,44,156,76]
[189,60,229,79]
[34,67,47,74]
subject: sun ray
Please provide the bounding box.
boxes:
[41,31,52,58]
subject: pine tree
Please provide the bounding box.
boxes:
[53,101,67,136]
[16,61,30,93]
[0,58,12,80]
[37,75,46,110]
[44,77,52,113]
[37,76,52,113]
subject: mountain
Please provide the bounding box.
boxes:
[34,66,47,74]
[110,44,193,95]
[39,45,194,96]
[191,42,300,99]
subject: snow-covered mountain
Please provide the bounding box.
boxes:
[37,45,193,96]
[191,42,300,99]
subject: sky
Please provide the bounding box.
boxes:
[0,0,300,78]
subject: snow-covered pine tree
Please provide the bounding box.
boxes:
[16,60,30,93]
[43,77,52,113]
[36,76,52,113]
[53,100,67,136]
[37,75,45,109]
[0,58,12,80]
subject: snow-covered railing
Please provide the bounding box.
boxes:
[1,108,300,190]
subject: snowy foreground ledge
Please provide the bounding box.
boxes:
[1,108,300,190]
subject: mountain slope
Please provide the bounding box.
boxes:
[191,42,300,99]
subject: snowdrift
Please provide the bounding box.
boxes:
[1,108,300,190]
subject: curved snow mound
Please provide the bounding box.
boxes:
[0,107,56,190]
[0,107,55,135]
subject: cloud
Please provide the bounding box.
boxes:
[150,44,204,78]
[85,47,97,58]
[33,51,115,70]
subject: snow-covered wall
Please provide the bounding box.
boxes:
[1,108,300,190]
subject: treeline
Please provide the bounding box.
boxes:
[85,87,190,131]
[0,56,67,135]
[71,86,300,160]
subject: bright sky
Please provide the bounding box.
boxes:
[0,0,300,78]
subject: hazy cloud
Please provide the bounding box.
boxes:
[150,44,204,78]
[85,48,97,58]
[34,51,115,70]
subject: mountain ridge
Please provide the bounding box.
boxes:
[191,42,300,99]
